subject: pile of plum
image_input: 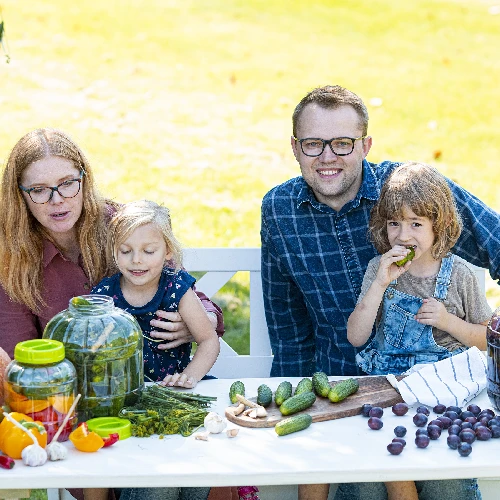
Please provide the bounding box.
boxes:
[362,402,500,457]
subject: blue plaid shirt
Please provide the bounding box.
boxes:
[261,160,500,377]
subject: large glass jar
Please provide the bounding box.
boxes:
[4,339,77,442]
[42,295,143,421]
[487,307,500,410]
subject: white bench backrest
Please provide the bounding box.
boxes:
[183,248,273,378]
[184,248,488,379]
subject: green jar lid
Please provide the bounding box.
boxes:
[14,339,65,365]
[87,417,132,440]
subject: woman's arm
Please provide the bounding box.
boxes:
[161,289,220,388]
[0,286,40,358]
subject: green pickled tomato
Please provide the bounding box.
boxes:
[395,246,415,267]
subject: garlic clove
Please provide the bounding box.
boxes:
[226,428,239,438]
[195,432,209,441]
[46,442,68,461]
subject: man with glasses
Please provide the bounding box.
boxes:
[260,85,500,499]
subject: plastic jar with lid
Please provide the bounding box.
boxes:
[4,339,78,442]
[487,307,500,410]
[42,295,144,421]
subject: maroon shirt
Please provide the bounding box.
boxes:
[0,239,224,358]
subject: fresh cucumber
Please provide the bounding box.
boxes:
[274,381,293,406]
[279,391,316,416]
[275,414,313,436]
[294,377,313,396]
[229,380,245,404]
[328,378,359,403]
[257,384,273,407]
[312,372,331,397]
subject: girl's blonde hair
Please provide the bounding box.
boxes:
[370,162,462,259]
[106,200,183,274]
[0,128,115,312]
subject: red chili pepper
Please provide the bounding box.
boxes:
[0,454,15,469]
[102,433,119,448]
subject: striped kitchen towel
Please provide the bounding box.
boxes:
[391,346,487,408]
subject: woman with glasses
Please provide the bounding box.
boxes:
[0,128,224,500]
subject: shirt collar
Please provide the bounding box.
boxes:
[42,239,76,268]
[297,159,381,213]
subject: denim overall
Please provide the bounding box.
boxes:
[356,254,466,376]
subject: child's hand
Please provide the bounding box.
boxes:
[415,297,449,330]
[160,372,198,389]
[375,245,412,287]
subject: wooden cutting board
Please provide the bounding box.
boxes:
[225,376,403,428]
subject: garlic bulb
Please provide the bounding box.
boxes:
[46,442,68,461]
[204,412,227,434]
[22,444,47,467]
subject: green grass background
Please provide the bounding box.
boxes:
[1,0,500,352]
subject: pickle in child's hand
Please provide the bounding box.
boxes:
[395,246,415,267]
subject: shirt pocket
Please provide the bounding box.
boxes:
[383,303,426,350]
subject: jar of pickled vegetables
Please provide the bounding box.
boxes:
[4,339,77,442]
[42,295,144,421]
[487,307,500,410]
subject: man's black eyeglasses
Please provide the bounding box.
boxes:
[294,136,367,157]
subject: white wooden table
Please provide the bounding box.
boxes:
[1,377,500,492]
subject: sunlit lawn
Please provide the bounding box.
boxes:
[1,0,500,352]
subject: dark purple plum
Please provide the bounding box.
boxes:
[437,416,452,429]
[447,434,461,450]
[416,428,429,436]
[478,409,495,420]
[478,416,490,426]
[452,418,463,427]
[392,403,409,416]
[415,434,430,448]
[488,417,500,428]
[443,411,459,421]
[433,404,447,414]
[429,419,444,429]
[448,424,462,436]
[413,413,428,427]
[392,437,406,447]
[458,442,472,457]
[463,416,477,425]
[369,406,384,418]
[427,424,442,440]
[461,422,473,430]
[460,411,475,420]
[361,404,373,417]
[475,427,492,441]
[467,404,481,416]
[490,425,500,438]
[447,406,462,416]
[394,426,407,437]
[459,430,476,444]
[416,406,430,416]
[368,417,384,430]
[387,442,404,455]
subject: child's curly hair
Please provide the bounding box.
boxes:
[370,162,462,259]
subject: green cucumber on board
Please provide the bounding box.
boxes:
[312,371,331,397]
[279,391,316,416]
[256,384,273,407]
[229,380,245,404]
[328,378,360,403]
[274,380,293,406]
[294,377,313,396]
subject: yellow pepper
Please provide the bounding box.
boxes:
[69,423,104,453]
[0,412,47,459]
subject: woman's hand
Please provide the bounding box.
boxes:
[149,309,218,348]
[160,372,197,389]
[149,310,195,348]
